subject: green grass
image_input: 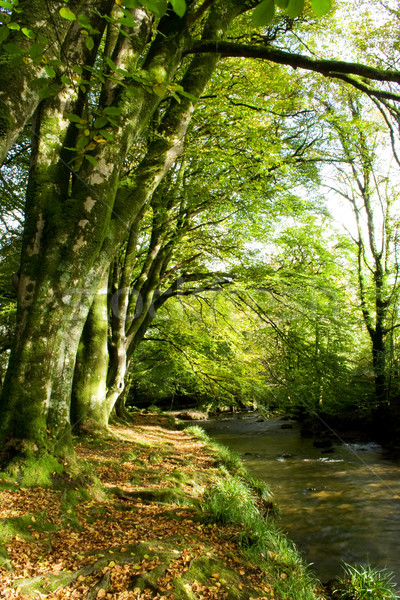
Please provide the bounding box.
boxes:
[334,564,399,600]
[185,424,209,441]
[201,472,320,600]
[202,474,259,527]
[185,425,244,474]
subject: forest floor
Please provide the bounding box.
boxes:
[0,415,325,600]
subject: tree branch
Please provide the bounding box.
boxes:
[185,41,400,86]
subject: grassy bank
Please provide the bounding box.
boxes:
[0,414,338,599]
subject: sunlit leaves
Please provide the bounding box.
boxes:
[170,0,186,17]
[142,0,168,18]
[252,0,331,26]
[21,27,34,39]
[286,0,304,18]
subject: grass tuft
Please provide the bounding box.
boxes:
[334,563,399,600]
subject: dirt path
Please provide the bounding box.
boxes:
[0,415,319,600]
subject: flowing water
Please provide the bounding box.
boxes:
[198,415,400,583]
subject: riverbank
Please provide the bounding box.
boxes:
[0,414,325,600]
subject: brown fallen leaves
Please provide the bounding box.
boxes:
[0,416,273,600]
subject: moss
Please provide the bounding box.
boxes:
[18,455,64,487]
[111,486,186,504]
[176,556,249,600]
[0,544,12,570]
[0,515,34,541]
[12,571,78,596]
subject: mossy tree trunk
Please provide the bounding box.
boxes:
[70,272,110,435]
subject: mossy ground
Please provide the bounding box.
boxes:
[0,413,326,600]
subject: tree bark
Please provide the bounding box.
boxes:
[70,272,110,435]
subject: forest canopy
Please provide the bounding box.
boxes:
[1,0,400,466]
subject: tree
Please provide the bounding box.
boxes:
[1,0,400,466]
[70,53,330,431]
[322,93,400,404]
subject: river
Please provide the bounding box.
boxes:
[198,414,400,583]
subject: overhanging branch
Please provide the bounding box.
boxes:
[185,41,400,87]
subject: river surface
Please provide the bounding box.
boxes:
[198,415,400,583]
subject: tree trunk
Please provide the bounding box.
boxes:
[0,0,114,164]
[0,270,99,462]
[71,272,110,435]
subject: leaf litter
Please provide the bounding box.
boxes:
[0,415,280,599]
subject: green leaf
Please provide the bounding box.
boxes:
[37,34,49,45]
[85,36,94,50]
[105,56,116,71]
[39,83,61,100]
[122,0,139,7]
[7,21,20,30]
[4,41,24,54]
[251,0,275,27]
[99,129,114,141]
[94,116,108,128]
[59,6,76,20]
[153,82,166,97]
[29,42,43,59]
[286,0,304,17]
[275,0,289,7]
[77,14,91,28]
[65,113,82,123]
[85,154,97,166]
[21,27,35,39]
[0,1,13,9]
[175,87,197,101]
[310,0,331,17]
[0,25,9,43]
[142,0,167,18]
[170,0,186,17]
[76,136,90,150]
[117,8,136,27]
[61,75,72,85]
[103,106,121,116]
[49,58,63,67]
[44,65,56,78]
